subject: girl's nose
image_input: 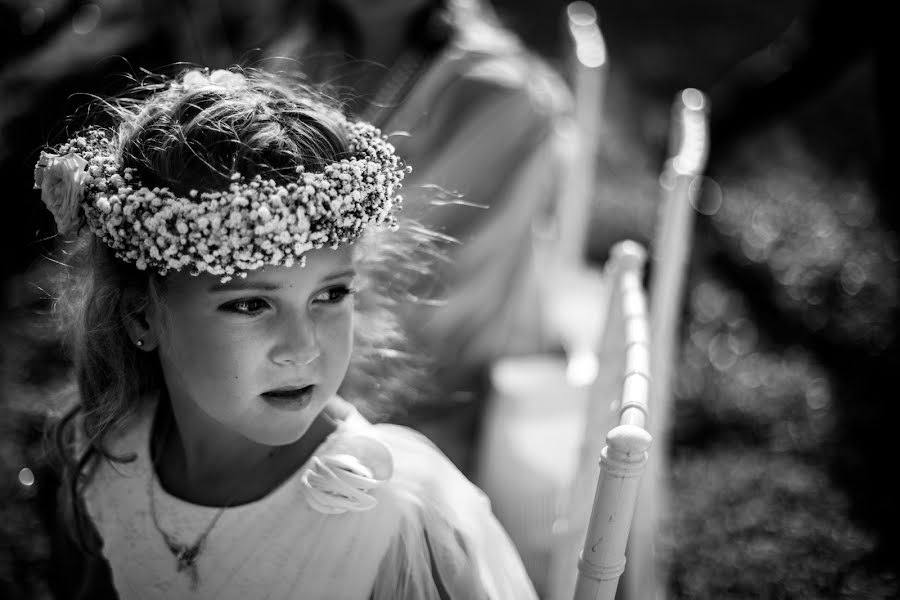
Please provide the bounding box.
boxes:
[270,314,321,366]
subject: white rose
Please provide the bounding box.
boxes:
[33,151,88,234]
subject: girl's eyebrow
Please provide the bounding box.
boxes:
[322,269,358,282]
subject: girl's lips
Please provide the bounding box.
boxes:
[261,385,314,410]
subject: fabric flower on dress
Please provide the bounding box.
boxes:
[301,435,393,515]
[33,151,88,235]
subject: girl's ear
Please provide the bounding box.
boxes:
[122,291,162,351]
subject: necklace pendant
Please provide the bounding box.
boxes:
[175,546,201,589]
[175,546,197,571]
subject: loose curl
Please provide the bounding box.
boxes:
[53,67,442,552]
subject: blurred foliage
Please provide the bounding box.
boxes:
[676,279,835,457]
[0,409,56,600]
[664,123,900,598]
[707,129,899,354]
[667,448,899,599]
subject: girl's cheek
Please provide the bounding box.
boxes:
[323,308,355,342]
[158,312,223,362]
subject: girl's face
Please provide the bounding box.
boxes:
[150,246,356,446]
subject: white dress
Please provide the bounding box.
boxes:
[83,399,537,599]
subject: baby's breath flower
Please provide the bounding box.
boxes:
[34,120,405,281]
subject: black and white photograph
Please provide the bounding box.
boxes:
[1,1,897,598]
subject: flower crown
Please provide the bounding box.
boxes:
[33,70,407,281]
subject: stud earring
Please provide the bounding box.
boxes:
[136,339,145,347]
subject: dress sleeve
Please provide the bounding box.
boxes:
[369,425,538,600]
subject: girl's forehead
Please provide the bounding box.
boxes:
[166,246,356,295]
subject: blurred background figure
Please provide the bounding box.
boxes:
[258,0,575,473]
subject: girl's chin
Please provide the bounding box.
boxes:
[244,421,312,447]
[239,409,316,445]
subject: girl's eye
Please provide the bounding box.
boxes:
[314,285,356,305]
[221,298,270,315]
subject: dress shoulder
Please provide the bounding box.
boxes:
[368,424,538,600]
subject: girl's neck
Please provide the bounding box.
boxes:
[151,400,342,507]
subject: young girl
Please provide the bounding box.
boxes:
[41,67,537,599]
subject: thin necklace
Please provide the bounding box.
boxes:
[146,411,271,590]
[146,405,338,589]
[147,475,226,590]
